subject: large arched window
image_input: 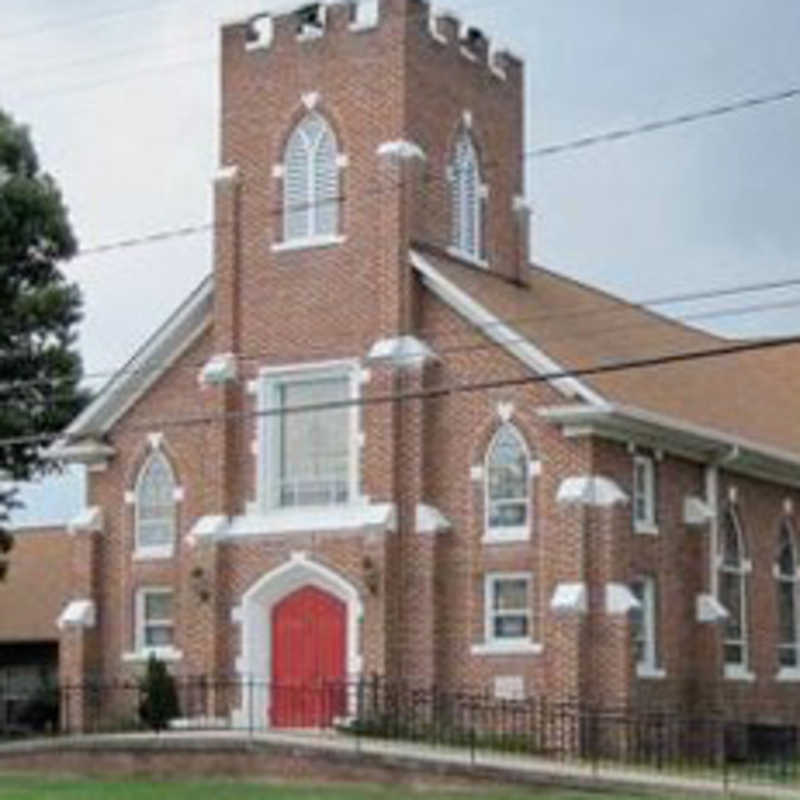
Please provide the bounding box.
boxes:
[135,451,176,557]
[718,506,749,672]
[283,112,339,242]
[485,425,531,541]
[450,130,483,261]
[776,519,800,670]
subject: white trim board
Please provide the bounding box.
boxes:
[540,402,800,488]
[50,276,213,455]
[409,250,606,405]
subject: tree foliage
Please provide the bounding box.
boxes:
[0,109,86,577]
[138,654,180,731]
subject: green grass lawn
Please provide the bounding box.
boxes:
[0,777,684,800]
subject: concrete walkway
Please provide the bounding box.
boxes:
[1,727,797,799]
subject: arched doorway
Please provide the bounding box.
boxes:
[231,552,363,729]
[271,585,346,727]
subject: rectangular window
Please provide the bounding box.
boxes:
[137,588,174,652]
[259,362,359,510]
[633,455,656,532]
[630,576,658,673]
[485,573,531,645]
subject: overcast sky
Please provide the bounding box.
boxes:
[2,0,799,524]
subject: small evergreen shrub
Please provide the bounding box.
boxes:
[138,655,180,731]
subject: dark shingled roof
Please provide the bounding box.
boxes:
[414,246,800,456]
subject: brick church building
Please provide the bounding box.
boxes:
[50,0,800,730]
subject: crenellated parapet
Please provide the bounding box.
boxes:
[225,1,522,84]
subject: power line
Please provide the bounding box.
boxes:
[5,267,800,397]
[75,221,216,257]
[526,86,800,159]
[7,330,800,450]
[6,0,797,163]
[0,0,198,43]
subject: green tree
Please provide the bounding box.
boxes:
[0,108,86,578]
[138,655,180,732]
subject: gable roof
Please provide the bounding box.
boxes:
[411,246,800,460]
[49,275,213,461]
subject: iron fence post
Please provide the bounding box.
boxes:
[248,675,254,738]
[470,721,476,766]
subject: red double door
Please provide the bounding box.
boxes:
[270,585,347,728]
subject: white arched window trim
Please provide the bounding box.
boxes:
[448,129,487,268]
[717,506,753,681]
[483,424,538,544]
[775,519,800,680]
[132,449,179,560]
[273,111,347,253]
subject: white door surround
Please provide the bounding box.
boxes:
[231,551,363,728]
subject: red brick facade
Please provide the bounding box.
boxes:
[51,0,800,730]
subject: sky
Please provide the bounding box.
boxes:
[2,0,799,524]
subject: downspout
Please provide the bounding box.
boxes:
[706,463,719,598]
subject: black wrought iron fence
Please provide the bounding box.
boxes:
[3,676,799,788]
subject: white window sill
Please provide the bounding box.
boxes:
[633,522,659,536]
[636,665,667,680]
[271,235,346,253]
[471,641,543,656]
[724,665,755,682]
[122,647,183,663]
[349,20,378,33]
[447,246,488,269]
[776,667,800,682]
[217,502,396,539]
[482,528,529,545]
[133,547,174,561]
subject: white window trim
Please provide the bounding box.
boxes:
[449,132,484,263]
[256,359,362,515]
[281,112,341,245]
[127,587,181,662]
[484,425,534,544]
[632,576,664,678]
[271,234,346,253]
[718,508,750,672]
[633,455,657,534]
[775,521,800,673]
[481,572,537,651]
[133,451,176,560]
[724,664,756,682]
[446,245,489,270]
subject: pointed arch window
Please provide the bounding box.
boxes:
[135,451,176,558]
[776,520,800,671]
[718,506,750,674]
[485,425,532,541]
[450,130,484,262]
[283,112,340,244]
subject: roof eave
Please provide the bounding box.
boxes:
[539,403,800,488]
[57,275,213,448]
[409,249,607,406]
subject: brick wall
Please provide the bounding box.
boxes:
[52,0,800,729]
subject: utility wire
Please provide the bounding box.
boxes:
[6,330,800,450]
[0,0,200,43]
[526,86,800,159]
[52,74,798,260]
[5,269,800,396]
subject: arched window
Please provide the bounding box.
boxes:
[718,506,749,671]
[135,451,176,557]
[450,131,483,260]
[776,520,799,670]
[485,425,531,541]
[283,112,339,242]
